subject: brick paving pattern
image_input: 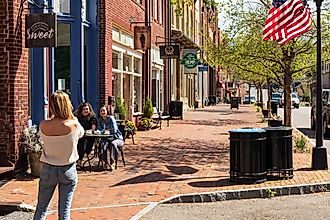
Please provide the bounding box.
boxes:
[0,104,329,219]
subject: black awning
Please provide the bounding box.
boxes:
[171,29,200,49]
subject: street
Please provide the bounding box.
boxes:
[142,193,330,220]
[278,106,330,154]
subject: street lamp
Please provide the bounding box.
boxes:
[312,0,328,170]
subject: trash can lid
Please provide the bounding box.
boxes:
[229,128,266,133]
[263,126,292,131]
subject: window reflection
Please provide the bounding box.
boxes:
[54,0,70,14]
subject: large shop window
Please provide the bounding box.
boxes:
[55,23,71,94]
[123,54,132,72]
[54,0,70,14]
[113,73,121,98]
[134,57,141,73]
[134,76,142,112]
[112,51,120,69]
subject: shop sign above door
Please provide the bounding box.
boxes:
[160,45,180,59]
[25,13,57,48]
[134,26,151,51]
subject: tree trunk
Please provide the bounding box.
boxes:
[257,85,260,102]
[284,73,292,126]
[259,83,264,109]
[267,79,271,110]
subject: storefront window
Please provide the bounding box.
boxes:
[55,23,71,95]
[134,76,142,112]
[113,73,121,98]
[133,57,141,73]
[54,0,70,14]
[112,51,120,69]
[123,54,132,72]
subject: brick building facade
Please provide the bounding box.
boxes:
[0,0,29,162]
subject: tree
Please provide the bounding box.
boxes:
[214,0,330,126]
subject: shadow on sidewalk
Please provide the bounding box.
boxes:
[193,108,250,115]
[112,171,228,186]
[126,137,229,171]
[188,178,235,188]
[166,165,198,175]
[178,119,248,127]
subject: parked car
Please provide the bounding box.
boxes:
[278,93,300,109]
[311,89,330,134]
[243,95,256,104]
[271,92,282,104]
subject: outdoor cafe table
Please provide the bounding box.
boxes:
[82,132,114,171]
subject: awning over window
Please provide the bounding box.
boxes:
[171,29,200,49]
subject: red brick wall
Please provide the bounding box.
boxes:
[0,0,29,161]
[98,0,113,106]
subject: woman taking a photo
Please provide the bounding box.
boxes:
[34,91,84,220]
[97,106,124,171]
[75,102,97,168]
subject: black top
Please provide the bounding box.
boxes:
[78,115,97,130]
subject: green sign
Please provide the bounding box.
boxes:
[180,52,199,69]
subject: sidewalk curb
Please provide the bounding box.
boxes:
[160,182,330,204]
[132,182,330,219]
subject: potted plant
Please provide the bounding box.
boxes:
[114,97,126,120]
[268,114,283,127]
[140,118,152,130]
[22,126,43,177]
[125,120,137,137]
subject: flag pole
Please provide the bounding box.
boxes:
[312,0,328,170]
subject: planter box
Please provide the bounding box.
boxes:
[262,109,269,118]
[268,119,283,127]
[28,152,42,177]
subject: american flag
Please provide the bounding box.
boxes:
[262,0,311,45]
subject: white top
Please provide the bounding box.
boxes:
[39,120,84,166]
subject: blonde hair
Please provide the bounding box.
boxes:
[49,91,74,119]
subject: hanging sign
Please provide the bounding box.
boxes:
[181,49,199,74]
[134,26,151,51]
[25,13,57,48]
[160,45,180,59]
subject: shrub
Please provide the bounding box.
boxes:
[114,97,126,120]
[294,134,309,153]
[143,98,154,119]
[125,120,137,134]
[140,117,152,130]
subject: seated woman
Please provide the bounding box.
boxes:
[76,102,97,168]
[97,106,124,171]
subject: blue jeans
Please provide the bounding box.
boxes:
[33,163,78,220]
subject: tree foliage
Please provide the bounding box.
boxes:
[214,0,330,126]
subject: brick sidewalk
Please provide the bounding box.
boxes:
[0,104,329,219]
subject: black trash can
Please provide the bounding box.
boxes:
[230,97,239,109]
[229,128,267,183]
[264,126,293,179]
[270,100,278,115]
[169,101,183,119]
